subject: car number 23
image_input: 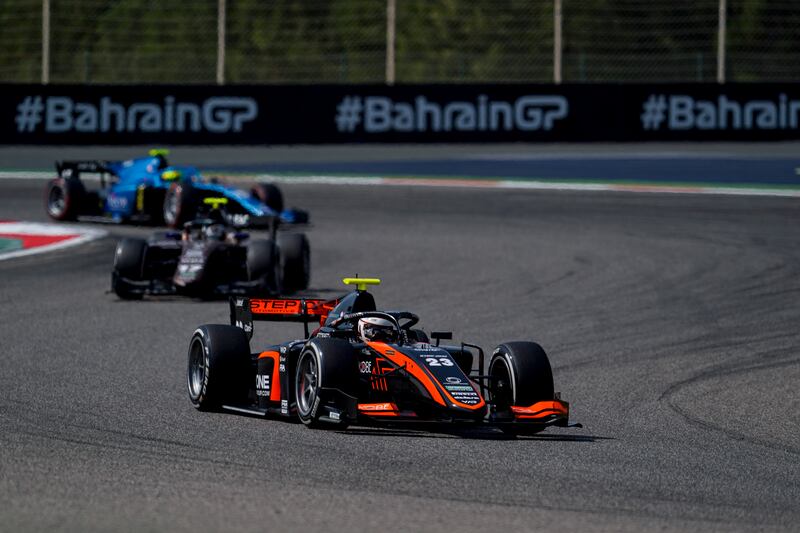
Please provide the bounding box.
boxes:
[424,357,453,367]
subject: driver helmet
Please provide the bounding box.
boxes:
[358,316,397,344]
[204,224,226,241]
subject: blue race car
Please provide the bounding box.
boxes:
[45,150,308,228]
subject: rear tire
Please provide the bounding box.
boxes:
[252,183,284,214]
[111,238,147,300]
[187,325,251,411]
[45,177,85,221]
[163,182,196,228]
[247,239,281,294]
[277,233,310,292]
[295,339,358,429]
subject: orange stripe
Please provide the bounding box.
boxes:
[257,350,282,402]
[368,342,485,411]
[511,400,569,418]
[358,402,400,417]
[368,342,446,406]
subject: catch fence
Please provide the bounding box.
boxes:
[0,0,797,84]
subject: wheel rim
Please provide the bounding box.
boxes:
[188,338,205,400]
[490,358,513,410]
[296,351,318,416]
[48,185,65,216]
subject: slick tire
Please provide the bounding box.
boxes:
[251,183,284,214]
[163,181,196,228]
[187,325,251,411]
[45,177,85,221]
[277,233,310,292]
[489,342,554,411]
[247,239,281,294]
[111,238,147,300]
[295,339,358,429]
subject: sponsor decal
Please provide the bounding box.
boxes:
[444,385,475,391]
[359,360,372,374]
[445,376,462,384]
[641,93,800,131]
[328,410,340,421]
[106,194,128,209]
[335,94,568,134]
[444,383,481,405]
[281,399,288,414]
[234,320,252,333]
[227,213,250,226]
[359,402,395,411]
[411,343,439,351]
[15,95,258,134]
[255,374,270,397]
[250,298,327,315]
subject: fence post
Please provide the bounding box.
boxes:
[386,0,396,85]
[42,0,50,84]
[217,0,226,85]
[717,0,726,83]
[554,0,562,84]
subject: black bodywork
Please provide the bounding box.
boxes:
[187,283,577,433]
[112,215,309,299]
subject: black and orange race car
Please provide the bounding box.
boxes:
[187,278,578,434]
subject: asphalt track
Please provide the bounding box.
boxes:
[1,156,799,531]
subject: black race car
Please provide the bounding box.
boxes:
[186,278,578,434]
[111,207,310,300]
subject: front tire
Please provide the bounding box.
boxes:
[187,325,251,411]
[489,342,554,410]
[489,342,555,436]
[295,339,358,428]
[277,233,310,292]
[111,238,147,300]
[163,182,196,228]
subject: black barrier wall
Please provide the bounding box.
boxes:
[2,84,800,144]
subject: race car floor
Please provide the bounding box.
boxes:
[0,177,798,532]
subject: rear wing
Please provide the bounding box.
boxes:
[229,296,337,340]
[55,160,111,178]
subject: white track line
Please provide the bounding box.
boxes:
[0,222,107,262]
[2,170,799,198]
[255,174,800,198]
